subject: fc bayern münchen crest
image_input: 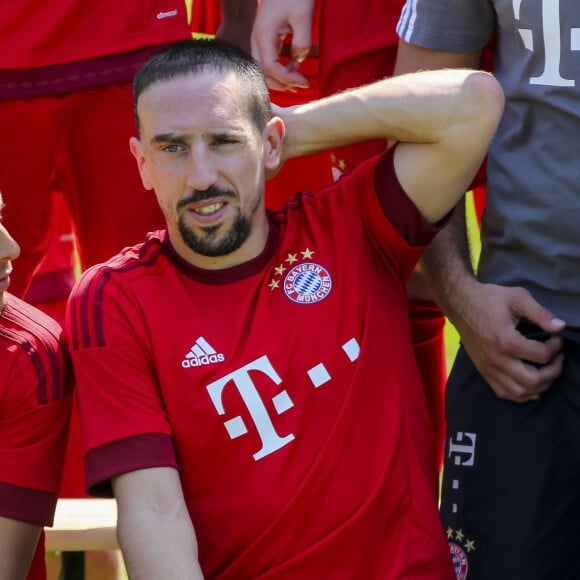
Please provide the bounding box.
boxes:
[449,542,469,580]
[283,262,332,304]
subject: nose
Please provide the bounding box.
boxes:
[0,223,20,262]
[186,144,218,192]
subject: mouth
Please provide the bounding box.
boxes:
[184,197,232,227]
[178,186,237,227]
[192,202,226,216]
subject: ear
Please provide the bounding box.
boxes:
[263,117,285,173]
[129,137,154,191]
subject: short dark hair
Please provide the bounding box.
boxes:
[133,38,272,134]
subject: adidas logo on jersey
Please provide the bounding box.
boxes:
[156,9,178,20]
[182,337,225,368]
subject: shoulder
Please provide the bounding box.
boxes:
[0,294,65,357]
[67,232,169,351]
[0,295,71,405]
[71,231,167,300]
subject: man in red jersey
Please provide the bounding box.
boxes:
[67,39,502,578]
[0,193,72,579]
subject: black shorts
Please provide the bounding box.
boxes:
[440,329,580,580]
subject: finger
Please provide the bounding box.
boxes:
[508,333,564,365]
[508,352,563,393]
[282,66,309,89]
[257,51,309,90]
[272,69,309,90]
[251,27,308,89]
[511,289,566,333]
[260,63,307,90]
[494,375,546,403]
[251,28,286,75]
[528,352,564,390]
[289,43,311,67]
[483,355,536,400]
[492,375,538,402]
[266,75,297,92]
[288,4,314,60]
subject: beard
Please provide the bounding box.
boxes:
[176,185,259,257]
[178,211,251,257]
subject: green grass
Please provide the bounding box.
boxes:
[443,190,482,374]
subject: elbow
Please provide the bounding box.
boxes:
[463,71,505,139]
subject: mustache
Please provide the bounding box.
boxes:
[177,185,236,209]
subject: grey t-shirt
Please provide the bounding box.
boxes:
[398,0,580,325]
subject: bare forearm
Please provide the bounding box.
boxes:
[0,517,41,580]
[420,199,477,324]
[113,468,204,580]
[118,510,203,579]
[281,69,502,223]
[421,199,567,401]
[281,69,501,159]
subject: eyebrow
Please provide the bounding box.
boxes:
[150,133,189,146]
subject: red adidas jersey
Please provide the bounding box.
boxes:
[68,150,454,578]
[0,295,72,526]
[0,0,190,70]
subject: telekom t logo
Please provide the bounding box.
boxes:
[206,355,295,461]
[205,339,360,461]
[448,432,477,467]
[514,0,579,86]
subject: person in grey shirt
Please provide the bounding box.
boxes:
[395,1,580,578]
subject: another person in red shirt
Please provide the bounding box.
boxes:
[0,192,72,579]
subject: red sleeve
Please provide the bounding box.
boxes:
[85,434,177,497]
[374,147,444,247]
[0,304,72,526]
[67,268,176,494]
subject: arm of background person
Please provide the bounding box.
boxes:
[394,40,565,402]
[0,517,41,579]
[217,0,258,54]
[279,67,504,223]
[251,0,315,90]
[113,467,204,580]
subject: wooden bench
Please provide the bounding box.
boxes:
[45,498,119,552]
[45,499,119,579]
